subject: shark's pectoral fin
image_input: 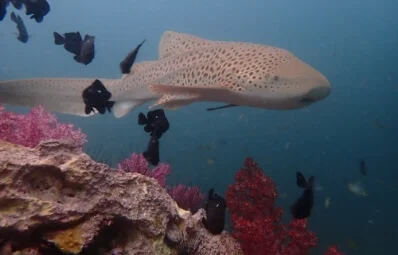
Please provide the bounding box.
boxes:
[206,104,238,111]
[114,100,145,118]
[149,94,199,110]
[148,84,231,110]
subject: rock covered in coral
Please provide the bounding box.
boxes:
[0,140,242,255]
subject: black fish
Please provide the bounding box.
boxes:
[139,109,170,166]
[24,0,50,23]
[202,188,226,235]
[53,31,83,56]
[120,39,146,74]
[82,79,115,115]
[138,109,169,139]
[11,0,23,9]
[0,0,8,21]
[360,158,367,176]
[143,136,160,166]
[74,34,95,65]
[10,12,29,43]
[206,104,237,111]
[290,171,314,219]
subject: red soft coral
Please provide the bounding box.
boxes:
[0,105,86,150]
[226,157,317,255]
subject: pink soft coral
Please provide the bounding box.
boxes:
[118,153,205,212]
[118,152,171,188]
[167,184,205,213]
[0,105,87,150]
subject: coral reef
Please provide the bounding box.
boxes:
[118,153,205,213]
[118,152,171,188]
[0,105,86,149]
[0,139,242,255]
[226,157,343,255]
[167,185,205,214]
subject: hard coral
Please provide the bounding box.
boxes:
[0,140,242,255]
[0,105,86,150]
[118,153,205,213]
[226,157,317,255]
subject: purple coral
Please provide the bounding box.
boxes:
[0,105,87,150]
[118,153,171,188]
[118,153,205,212]
[168,184,205,213]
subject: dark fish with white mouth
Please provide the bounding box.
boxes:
[120,39,146,74]
[10,12,29,43]
[24,0,50,23]
[290,171,315,219]
[82,79,115,115]
[203,188,226,235]
[53,31,83,56]
[138,109,170,166]
[138,109,170,139]
[74,35,95,65]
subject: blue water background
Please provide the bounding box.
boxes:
[1,0,397,254]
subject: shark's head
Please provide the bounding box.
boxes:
[223,45,331,109]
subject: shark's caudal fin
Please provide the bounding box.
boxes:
[0,78,116,117]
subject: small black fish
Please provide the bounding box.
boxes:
[290,171,315,219]
[143,136,160,166]
[138,109,169,139]
[24,0,50,23]
[11,0,23,10]
[203,188,226,235]
[0,0,8,21]
[74,34,95,65]
[10,12,29,43]
[360,158,367,176]
[53,31,83,56]
[120,39,146,74]
[82,79,115,115]
[206,104,237,111]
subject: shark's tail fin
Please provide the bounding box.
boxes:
[0,78,117,117]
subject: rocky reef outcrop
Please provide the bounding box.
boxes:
[0,140,242,255]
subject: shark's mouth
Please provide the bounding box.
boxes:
[299,97,316,103]
[299,86,331,104]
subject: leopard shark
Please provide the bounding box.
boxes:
[0,31,331,118]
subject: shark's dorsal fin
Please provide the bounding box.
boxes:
[130,61,156,74]
[159,31,216,59]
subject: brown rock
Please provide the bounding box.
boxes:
[0,140,242,255]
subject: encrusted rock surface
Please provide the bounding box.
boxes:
[0,140,242,255]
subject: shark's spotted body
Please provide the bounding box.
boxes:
[0,31,331,118]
